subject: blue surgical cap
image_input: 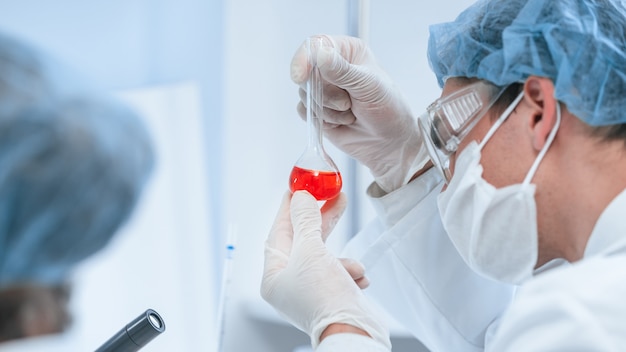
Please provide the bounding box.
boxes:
[428,0,626,126]
[0,33,155,286]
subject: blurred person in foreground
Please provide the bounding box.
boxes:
[0,32,154,350]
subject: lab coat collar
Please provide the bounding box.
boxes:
[584,187,626,258]
[366,167,443,228]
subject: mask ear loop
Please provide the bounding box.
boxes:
[478,92,525,150]
[522,103,561,186]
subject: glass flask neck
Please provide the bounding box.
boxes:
[288,36,342,200]
[294,63,338,172]
[307,65,326,153]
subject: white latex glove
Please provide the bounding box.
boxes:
[291,35,430,193]
[261,191,390,349]
[340,257,369,290]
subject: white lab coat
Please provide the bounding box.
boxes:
[486,187,626,351]
[318,178,626,351]
[338,168,515,351]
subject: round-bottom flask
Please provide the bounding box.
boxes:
[288,37,342,201]
[289,150,342,201]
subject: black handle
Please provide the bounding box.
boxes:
[95,309,166,352]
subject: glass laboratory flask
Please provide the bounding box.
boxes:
[289,37,342,201]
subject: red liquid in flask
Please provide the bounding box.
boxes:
[289,166,342,201]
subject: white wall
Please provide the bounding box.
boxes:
[220,1,476,351]
[71,82,216,351]
[368,0,476,118]
[220,1,352,350]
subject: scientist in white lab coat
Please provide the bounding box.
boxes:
[0,33,154,350]
[261,0,626,350]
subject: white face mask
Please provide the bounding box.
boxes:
[437,93,561,284]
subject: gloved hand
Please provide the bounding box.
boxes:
[261,191,390,349]
[339,257,369,290]
[291,35,430,193]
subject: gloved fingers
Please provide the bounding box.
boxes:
[322,107,357,126]
[296,100,306,122]
[339,257,370,289]
[264,191,295,263]
[290,191,324,247]
[290,40,310,85]
[316,35,369,67]
[354,276,370,290]
[320,192,348,241]
[297,82,352,112]
[260,245,288,301]
[290,34,338,85]
[323,84,351,111]
[294,34,390,108]
[296,101,356,127]
[261,191,296,299]
[317,48,379,99]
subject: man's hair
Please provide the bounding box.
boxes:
[492,83,626,145]
[430,0,626,132]
[0,284,71,341]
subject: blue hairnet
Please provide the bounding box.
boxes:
[428,0,626,126]
[0,33,155,286]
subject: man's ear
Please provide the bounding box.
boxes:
[523,76,558,151]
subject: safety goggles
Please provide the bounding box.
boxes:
[417,81,507,183]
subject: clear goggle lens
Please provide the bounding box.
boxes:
[418,81,506,183]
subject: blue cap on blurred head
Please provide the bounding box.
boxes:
[0,33,155,286]
[428,0,626,126]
